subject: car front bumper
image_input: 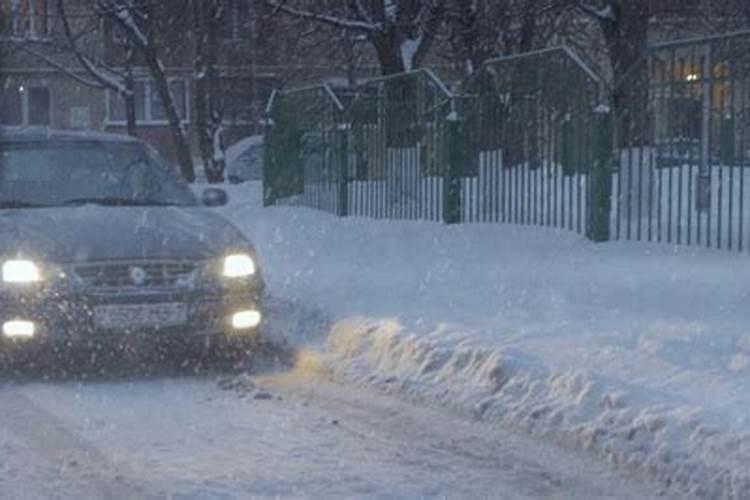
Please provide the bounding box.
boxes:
[0,284,264,349]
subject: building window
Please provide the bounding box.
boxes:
[0,87,24,126]
[107,79,189,125]
[10,0,50,38]
[0,84,50,126]
[150,80,188,121]
[28,87,51,125]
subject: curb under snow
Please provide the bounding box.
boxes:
[325,317,750,500]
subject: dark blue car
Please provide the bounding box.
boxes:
[0,128,264,355]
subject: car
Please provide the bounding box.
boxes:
[0,128,265,356]
[225,135,263,184]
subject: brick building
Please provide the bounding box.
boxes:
[0,0,280,161]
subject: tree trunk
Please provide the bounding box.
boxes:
[144,48,195,182]
[600,0,650,148]
[107,1,195,181]
[373,29,406,76]
[342,29,358,88]
[194,1,212,182]
[193,0,223,183]
[124,45,137,137]
[206,5,224,184]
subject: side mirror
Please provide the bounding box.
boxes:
[202,187,229,207]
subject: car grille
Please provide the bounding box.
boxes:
[73,261,199,289]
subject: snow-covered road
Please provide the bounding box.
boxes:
[0,357,665,499]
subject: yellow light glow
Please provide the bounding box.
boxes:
[2,320,35,339]
[223,254,256,278]
[2,260,41,283]
[231,310,262,330]
[686,73,699,82]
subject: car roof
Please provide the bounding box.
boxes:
[0,127,142,145]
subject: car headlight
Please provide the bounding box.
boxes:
[2,260,41,283]
[223,254,256,278]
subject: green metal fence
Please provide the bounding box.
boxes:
[613,30,750,251]
[344,69,454,222]
[264,84,346,213]
[265,56,606,232]
[461,47,606,238]
[264,32,750,253]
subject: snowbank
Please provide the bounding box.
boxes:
[219,182,750,499]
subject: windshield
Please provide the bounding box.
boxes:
[0,141,198,207]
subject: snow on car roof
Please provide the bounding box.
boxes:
[226,135,263,165]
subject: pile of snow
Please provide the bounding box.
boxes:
[219,182,750,499]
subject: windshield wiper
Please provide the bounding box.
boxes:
[0,200,51,209]
[63,197,177,207]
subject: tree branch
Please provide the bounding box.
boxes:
[577,1,617,23]
[99,0,149,48]
[266,0,382,32]
[413,0,447,69]
[58,0,130,94]
[350,0,374,24]
[14,43,107,89]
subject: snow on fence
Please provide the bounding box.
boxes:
[266,35,750,254]
[460,151,590,234]
[278,144,750,253]
[613,148,750,251]
[347,147,444,221]
[342,146,591,233]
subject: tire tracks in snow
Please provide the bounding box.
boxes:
[0,387,152,499]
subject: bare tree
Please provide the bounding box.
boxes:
[99,0,195,182]
[574,0,650,145]
[1,1,140,134]
[193,0,224,183]
[56,0,139,136]
[265,0,448,76]
[448,0,568,79]
[575,0,708,145]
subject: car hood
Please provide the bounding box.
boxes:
[0,205,251,263]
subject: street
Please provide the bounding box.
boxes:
[0,352,666,499]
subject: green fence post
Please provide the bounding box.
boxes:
[262,117,275,207]
[588,105,613,242]
[337,124,349,217]
[720,115,735,166]
[561,114,576,176]
[443,109,462,224]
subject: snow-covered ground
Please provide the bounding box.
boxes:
[220,181,750,499]
[0,366,659,499]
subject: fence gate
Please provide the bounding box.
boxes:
[463,47,606,236]
[614,31,750,251]
[264,85,346,213]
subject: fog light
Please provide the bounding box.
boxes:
[231,310,262,330]
[2,320,35,339]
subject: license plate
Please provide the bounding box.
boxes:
[94,303,188,330]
